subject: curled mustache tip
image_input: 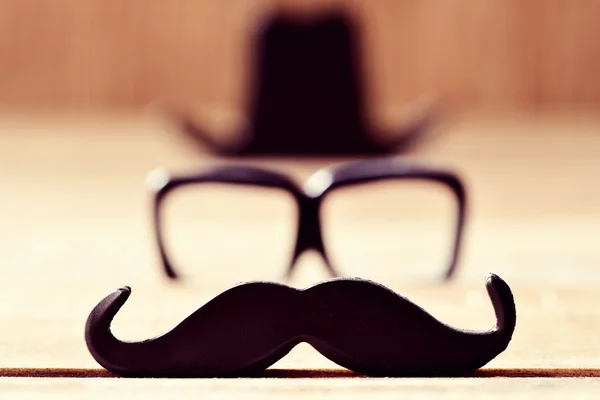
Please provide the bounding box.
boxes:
[88,286,131,321]
[105,286,131,310]
[485,273,516,338]
[85,286,135,375]
[85,287,130,334]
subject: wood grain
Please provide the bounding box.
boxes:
[0,1,599,110]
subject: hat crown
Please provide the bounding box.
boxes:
[247,12,369,151]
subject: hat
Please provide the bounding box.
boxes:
[165,10,435,156]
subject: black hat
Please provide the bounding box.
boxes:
[164,10,435,156]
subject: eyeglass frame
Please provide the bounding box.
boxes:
[148,157,467,283]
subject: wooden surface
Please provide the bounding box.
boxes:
[1,111,600,397]
[1,1,600,109]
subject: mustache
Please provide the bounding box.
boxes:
[85,274,516,377]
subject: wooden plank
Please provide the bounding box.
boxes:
[0,112,599,396]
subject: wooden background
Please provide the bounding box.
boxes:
[0,0,599,111]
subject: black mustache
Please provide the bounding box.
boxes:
[85,274,516,377]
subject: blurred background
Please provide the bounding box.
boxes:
[1,0,599,112]
[0,0,599,295]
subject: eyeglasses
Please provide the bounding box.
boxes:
[148,157,467,290]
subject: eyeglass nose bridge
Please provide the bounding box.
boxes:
[285,195,338,280]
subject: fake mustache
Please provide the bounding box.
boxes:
[85,274,516,377]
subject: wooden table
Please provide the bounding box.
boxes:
[1,111,599,398]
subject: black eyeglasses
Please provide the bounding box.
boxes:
[148,157,467,288]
